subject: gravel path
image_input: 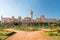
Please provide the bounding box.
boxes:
[5,29,51,40]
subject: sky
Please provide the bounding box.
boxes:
[0,0,60,20]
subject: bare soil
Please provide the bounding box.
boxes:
[5,29,51,40]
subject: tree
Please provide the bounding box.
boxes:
[50,23,57,29]
[57,20,60,26]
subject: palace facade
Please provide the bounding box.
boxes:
[1,10,58,23]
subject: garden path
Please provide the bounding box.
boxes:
[5,29,51,40]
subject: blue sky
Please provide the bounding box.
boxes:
[0,0,60,20]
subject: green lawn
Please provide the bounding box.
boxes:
[0,30,15,40]
[51,36,60,40]
[41,29,60,40]
[0,36,8,40]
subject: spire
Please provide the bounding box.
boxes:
[30,10,33,19]
[1,14,3,22]
[1,14,3,19]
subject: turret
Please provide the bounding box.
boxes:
[12,16,15,21]
[30,10,33,19]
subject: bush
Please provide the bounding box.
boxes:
[43,30,60,36]
[49,33,57,36]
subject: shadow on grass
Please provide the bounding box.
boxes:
[4,32,16,40]
[6,32,16,36]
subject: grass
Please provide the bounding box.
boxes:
[0,26,60,40]
[13,26,40,31]
[51,36,60,40]
[41,29,60,40]
[0,36,8,40]
[0,30,15,40]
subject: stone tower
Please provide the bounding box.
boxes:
[30,10,33,19]
[1,16,3,19]
[12,16,15,21]
[1,16,3,23]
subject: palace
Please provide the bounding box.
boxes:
[1,10,58,23]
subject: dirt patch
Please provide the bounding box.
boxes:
[5,30,51,40]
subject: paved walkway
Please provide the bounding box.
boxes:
[5,29,51,40]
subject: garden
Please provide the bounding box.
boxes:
[0,21,60,40]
